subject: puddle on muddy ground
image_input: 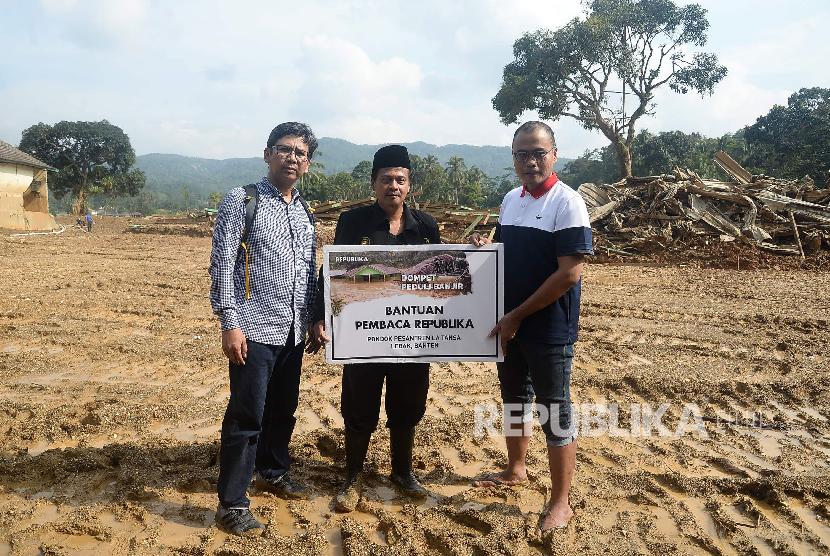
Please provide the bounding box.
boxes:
[440,446,485,477]
[325,527,344,556]
[157,517,210,546]
[263,496,330,537]
[347,510,389,545]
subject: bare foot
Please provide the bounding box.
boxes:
[540,502,573,531]
[472,470,528,487]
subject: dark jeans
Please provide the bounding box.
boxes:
[497,341,575,447]
[341,363,429,434]
[217,328,303,508]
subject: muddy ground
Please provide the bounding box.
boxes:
[0,217,829,555]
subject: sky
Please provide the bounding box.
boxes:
[1,0,828,160]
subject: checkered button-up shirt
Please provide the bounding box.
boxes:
[209,177,316,346]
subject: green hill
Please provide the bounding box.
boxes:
[136,137,572,197]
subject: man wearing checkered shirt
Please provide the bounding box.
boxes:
[209,122,318,536]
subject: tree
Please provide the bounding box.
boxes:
[559,127,759,182]
[181,185,191,211]
[445,156,468,204]
[209,191,223,209]
[416,155,449,202]
[19,120,145,214]
[409,154,426,197]
[300,159,328,201]
[559,147,619,186]
[328,172,362,200]
[744,87,830,180]
[493,0,727,178]
[461,167,487,207]
[351,160,373,185]
[484,172,520,208]
[129,191,158,216]
[630,129,715,176]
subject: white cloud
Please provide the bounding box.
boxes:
[642,68,788,138]
[291,36,424,143]
[39,0,148,48]
[640,10,828,138]
[0,0,826,159]
[722,15,830,88]
[149,120,258,160]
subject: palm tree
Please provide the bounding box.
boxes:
[446,156,468,205]
[421,155,447,202]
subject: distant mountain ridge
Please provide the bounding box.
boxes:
[136,137,571,197]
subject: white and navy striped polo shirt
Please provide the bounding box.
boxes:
[496,174,593,344]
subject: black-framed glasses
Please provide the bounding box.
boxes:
[512,147,554,163]
[271,145,309,162]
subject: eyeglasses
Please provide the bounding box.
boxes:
[271,145,309,162]
[512,147,555,163]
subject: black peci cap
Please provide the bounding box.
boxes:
[372,144,411,174]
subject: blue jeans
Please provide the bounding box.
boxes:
[497,341,575,447]
[217,329,303,508]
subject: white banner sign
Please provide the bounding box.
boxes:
[323,244,504,364]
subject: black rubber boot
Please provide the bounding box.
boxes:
[335,429,371,512]
[389,427,428,499]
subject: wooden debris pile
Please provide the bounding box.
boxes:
[417,200,498,242]
[310,198,376,220]
[580,152,830,258]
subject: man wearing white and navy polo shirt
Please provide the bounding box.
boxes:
[471,121,592,531]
